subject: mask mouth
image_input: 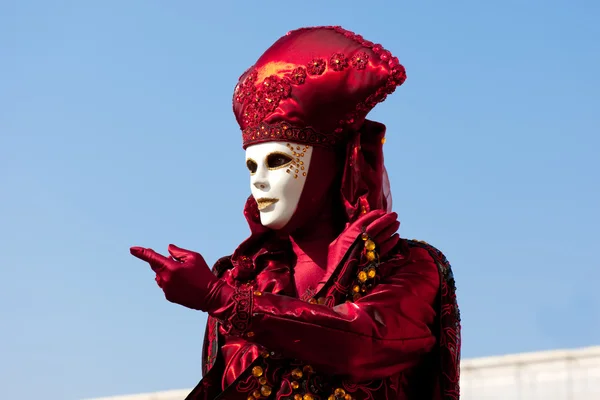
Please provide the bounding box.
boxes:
[256,197,279,211]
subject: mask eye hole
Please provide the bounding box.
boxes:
[246,159,257,174]
[266,152,293,170]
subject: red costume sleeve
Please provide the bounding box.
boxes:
[211,246,439,382]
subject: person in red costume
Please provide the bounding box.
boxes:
[131,26,461,400]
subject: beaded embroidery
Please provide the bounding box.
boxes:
[242,122,337,148]
[347,233,380,302]
[223,284,254,337]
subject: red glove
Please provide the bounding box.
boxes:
[328,210,400,270]
[130,244,227,312]
[359,210,401,256]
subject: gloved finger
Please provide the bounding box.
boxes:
[130,247,173,272]
[378,233,400,256]
[366,212,398,237]
[373,220,400,243]
[168,244,202,262]
[353,209,387,228]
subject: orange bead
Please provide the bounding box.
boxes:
[367,268,376,279]
[358,271,367,282]
[260,385,272,396]
[291,368,303,379]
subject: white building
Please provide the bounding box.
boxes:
[87,345,600,400]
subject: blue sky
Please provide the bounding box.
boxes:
[1,1,599,399]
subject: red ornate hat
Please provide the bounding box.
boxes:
[233,26,406,149]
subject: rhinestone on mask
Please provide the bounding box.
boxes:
[285,143,310,179]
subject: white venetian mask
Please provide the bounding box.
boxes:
[245,141,313,230]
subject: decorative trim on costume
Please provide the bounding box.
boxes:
[242,122,337,149]
[204,316,219,372]
[223,284,255,338]
[408,240,461,400]
[242,353,275,400]
[347,232,380,302]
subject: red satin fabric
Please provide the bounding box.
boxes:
[237,245,439,381]
[196,236,447,400]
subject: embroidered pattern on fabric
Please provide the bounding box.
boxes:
[330,53,348,71]
[290,67,307,84]
[225,284,254,337]
[329,26,406,135]
[340,379,388,400]
[242,122,337,148]
[235,354,286,400]
[204,316,218,372]
[278,363,343,400]
[239,73,293,128]
[307,58,326,75]
[202,256,233,375]
[351,52,369,70]
[408,240,461,400]
[235,69,258,105]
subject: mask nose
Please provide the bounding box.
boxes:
[252,168,270,191]
[254,180,268,190]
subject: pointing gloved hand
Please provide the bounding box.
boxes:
[130,244,228,312]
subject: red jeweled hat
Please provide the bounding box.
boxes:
[233,26,406,149]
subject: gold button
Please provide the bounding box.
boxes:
[252,366,263,377]
[294,395,302,400]
[247,331,255,338]
[303,395,314,400]
[361,232,369,241]
[303,365,313,374]
[365,250,376,261]
[291,381,299,390]
[308,298,317,304]
[328,396,336,400]
[253,291,262,296]
[334,388,346,397]
[358,271,367,282]
[247,396,255,400]
[291,368,303,379]
[258,377,267,385]
[317,297,326,305]
[367,268,376,279]
[365,239,376,251]
[252,390,261,398]
[352,285,360,293]
[260,385,272,396]
[344,395,352,400]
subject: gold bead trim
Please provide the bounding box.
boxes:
[351,235,380,301]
